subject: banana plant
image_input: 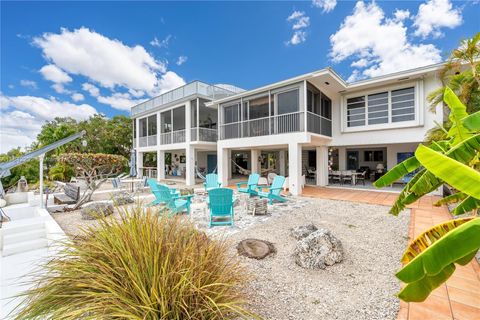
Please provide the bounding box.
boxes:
[374,87,480,302]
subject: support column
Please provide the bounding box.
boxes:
[338,147,347,171]
[136,151,143,177]
[228,150,232,179]
[316,146,328,186]
[157,150,165,180]
[288,143,302,196]
[251,149,260,174]
[185,146,196,186]
[279,150,286,176]
[217,146,229,186]
[185,100,191,143]
[39,154,44,208]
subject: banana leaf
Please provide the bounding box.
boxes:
[433,192,467,206]
[415,144,480,199]
[451,196,480,215]
[396,217,480,302]
[373,156,421,188]
[388,169,426,216]
[444,87,472,145]
[462,111,480,131]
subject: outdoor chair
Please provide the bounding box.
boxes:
[355,171,367,185]
[157,183,193,215]
[204,173,221,191]
[330,171,342,184]
[236,173,260,196]
[267,172,277,185]
[208,187,235,227]
[304,165,316,180]
[256,175,287,204]
[342,171,353,185]
[146,178,179,207]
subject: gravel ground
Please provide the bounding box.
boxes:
[51,193,409,320]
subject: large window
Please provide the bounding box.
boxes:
[199,99,217,129]
[307,85,332,119]
[161,111,171,133]
[172,106,186,131]
[245,95,269,120]
[147,115,157,135]
[277,89,299,115]
[346,86,415,128]
[224,103,240,124]
[191,99,197,127]
[139,118,147,137]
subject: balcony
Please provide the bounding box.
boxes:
[131,81,240,116]
[191,127,217,142]
[160,130,186,145]
[219,111,331,140]
[138,135,157,147]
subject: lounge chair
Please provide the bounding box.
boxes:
[157,183,193,215]
[208,187,235,227]
[146,178,179,206]
[256,175,287,204]
[204,173,221,191]
[236,173,260,196]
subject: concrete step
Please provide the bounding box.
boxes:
[2,238,48,256]
[3,228,47,245]
[1,218,45,235]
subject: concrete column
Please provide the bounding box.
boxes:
[157,150,165,180]
[39,154,44,208]
[316,146,328,186]
[185,146,196,186]
[279,150,286,176]
[136,151,143,177]
[185,100,191,143]
[217,146,229,186]
[156,112,160,147]
[288,143,302,195]
[338,147,346,170]
[228,150,232,179]
[251,149,260,174]
[135,118,140,149]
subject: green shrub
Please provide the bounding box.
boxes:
[14,207,254,319]
[48,162,75,182]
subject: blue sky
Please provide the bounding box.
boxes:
[1,0,479,152]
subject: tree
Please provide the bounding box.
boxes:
[374,87,480,302]
[58,153,127,209]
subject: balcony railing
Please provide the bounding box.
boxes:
[191,127,218,142]
[138,135,157,147]
[219,111,332,140]
[160,129,186,145]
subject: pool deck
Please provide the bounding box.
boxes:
[302,186,480,320]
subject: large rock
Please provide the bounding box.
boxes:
[237,239,276,260]
[290,224,318,240]
[81,203,114,220]
[110,191,134,205]
[293,229,344,269]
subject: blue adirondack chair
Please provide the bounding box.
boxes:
[157,184,193,215]
[256,175,287,204]
[146,178,179,206]
[204,173,221,191]
[236,173,260,196]
[208,188,235,227]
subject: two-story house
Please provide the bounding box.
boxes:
[131,63,444,195]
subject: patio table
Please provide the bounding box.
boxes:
[121,178,144,192]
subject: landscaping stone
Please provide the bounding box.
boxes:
[110,191,134,205]
[293,228,344,269]
[290,224,318,240]
[237,239,276,259]
[81,203,114,220]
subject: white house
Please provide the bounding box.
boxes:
[131,63,444,195]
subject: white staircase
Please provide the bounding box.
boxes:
[1,217,48,257]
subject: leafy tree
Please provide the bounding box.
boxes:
[374,87,480,302]
[0,148,40,190]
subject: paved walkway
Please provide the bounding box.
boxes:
[302,186,480,320]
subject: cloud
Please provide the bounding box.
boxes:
[20,80,37,89]
[71,93,84,102]
[176,55,188,66]
[155,71,186,94]
[39,64,72,83]
[82,82,100,97]
[413,0,462,38]
[312,0,337,13]
[0,95,97,153]
[329,1,442,81]
[150,35,172,48]
[286,11,310,46]
[96,92,145,111]
[394,9,410,22]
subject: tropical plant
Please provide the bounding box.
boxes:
[374,87,480,302]
[48,162,75,182]
[13,206,253,319]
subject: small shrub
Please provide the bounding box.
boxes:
[14,206,253,319]
[48,162,75,182]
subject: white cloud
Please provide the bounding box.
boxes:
[394,9,410,22]
[286,11,310,46]
[155,71,186,94]
[329,1,442,81]
[413,0,462,38]
[176,55,188,66]
[150,35,172,48]
[52,83,72,94]
[82,82,100,97]
[20,80,37,89]
[96,92,145,111]
[128,89,145,98]
[39,64,72,83]
[0,95,97,153]
[312,0,337,13]
[71,93,84,102]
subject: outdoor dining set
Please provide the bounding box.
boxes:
[328,170,367,185]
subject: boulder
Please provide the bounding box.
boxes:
[237,239,276,260]
[110,191,134,205]
[290,224,318,240]
[81,203,114,220]
[294,229,343,269]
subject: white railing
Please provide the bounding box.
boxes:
[138,135,157,147]
[160,129,186,145]
[191,127,218,142]
[141,167,157,179]
[219,111,304,140]
[307,112,332,136]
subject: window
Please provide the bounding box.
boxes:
[139,118,147,137]
[364,150,384,162]
[246,96,269,120]
[161,111,171,133]
[147,115,157,135]
[391,87,415,122]
[191,99,197,127]
[224,103,239,124]
[172,106,186,131]
[277,89,299,114]
[133,120,136,138]
[321,94,332,119]
[346,96,366,127]
[367,92,388,125]
[199,99,217,129]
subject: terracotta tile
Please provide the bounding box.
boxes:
[408,300,453,320]
[431,285,450,300]
[448,287,480,308]
[450,301,480,320]
[447,277,480,295]
[397,306,409,320]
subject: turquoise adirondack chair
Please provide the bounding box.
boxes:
[236,173,260,196]
[157,184,193,215]
[208,188,235,227]
[147,178,179,206]
[204,173,221,191]
[256,175,287,204]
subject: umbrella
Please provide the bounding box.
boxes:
[129,149,137,177]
